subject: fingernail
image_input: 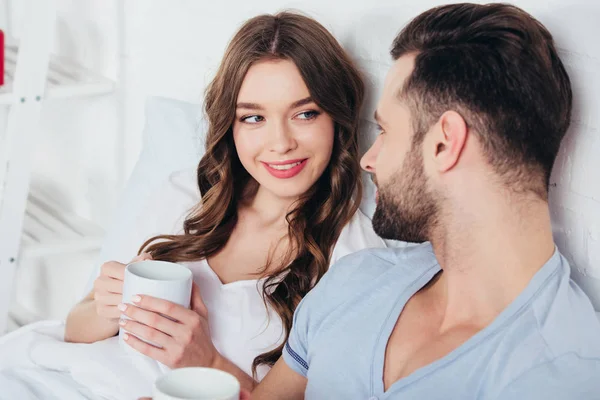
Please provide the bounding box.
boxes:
[123,333,129,341]
[118,303,127,312]
[132,295,141,303]
[119,319,126,326]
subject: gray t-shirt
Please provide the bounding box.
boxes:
[284,243,600,399]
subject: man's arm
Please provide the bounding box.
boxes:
[251,358,307,400]
[252,252,354,399]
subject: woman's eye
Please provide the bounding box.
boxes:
[241,115,265,124]
[296,110,320,120]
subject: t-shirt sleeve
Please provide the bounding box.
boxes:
[283,209,384,377]
[282,263,342,378]
[81,169,200,297]
[283,295,311,377]
[494,354,600,399]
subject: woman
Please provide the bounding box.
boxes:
[64,11,383,392]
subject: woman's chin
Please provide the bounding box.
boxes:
[259,182,312,202]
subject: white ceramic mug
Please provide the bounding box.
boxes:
[153,367,240,400]
[119,259,193,348]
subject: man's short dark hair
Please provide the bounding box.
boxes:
[392,3,572,198]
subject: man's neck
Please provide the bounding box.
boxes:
[428,196,556,331]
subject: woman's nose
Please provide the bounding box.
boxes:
[269,122,297,154]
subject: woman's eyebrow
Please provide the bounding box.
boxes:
[289,96,314,109]
[236,96,314,111]
[236,102,264,110]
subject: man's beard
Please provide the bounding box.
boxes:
[372,145,439,243]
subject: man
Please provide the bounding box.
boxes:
[252,3,600,399]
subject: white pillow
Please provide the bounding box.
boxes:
[89,97,205,296]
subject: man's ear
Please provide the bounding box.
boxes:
[431,111,468,173]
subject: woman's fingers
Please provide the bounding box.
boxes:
[100,261,126,280]
[98,253,151,283]
[119,319,173,348]
[119,303,180,336]
[94,276,123,294]
[131,252,152,263]
[122,332,168,364]
[94,291,122,307]
[99,304,123,320]
[128,295,191,323]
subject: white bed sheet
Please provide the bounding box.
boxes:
[0,321,166,400]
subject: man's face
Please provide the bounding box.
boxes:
[360,54,439,243]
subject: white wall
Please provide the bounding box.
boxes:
[5,0,599,317]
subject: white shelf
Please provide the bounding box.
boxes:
[0,41,115,105]
[20,188,105,259]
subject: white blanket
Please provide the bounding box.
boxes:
[0,321,168,400]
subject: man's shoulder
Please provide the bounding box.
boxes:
[333,240,434,269]
[489,252,600,398]
[531,251,600,359]
[493,353,600,399]
[292,242,439,349]
[489,316,600,398]
[318,242,439,296]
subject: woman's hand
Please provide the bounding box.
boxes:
[119,283,220,369]
[93,253,152,320]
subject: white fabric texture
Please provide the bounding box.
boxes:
[0,321,159,400]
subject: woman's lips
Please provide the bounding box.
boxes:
[262,159,308,179]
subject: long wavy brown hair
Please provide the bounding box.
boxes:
[139,11,364,375]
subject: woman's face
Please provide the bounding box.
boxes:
[233,59,335,201]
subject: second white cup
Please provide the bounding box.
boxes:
[154,368,240,400]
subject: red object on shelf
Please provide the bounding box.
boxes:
[0,29,4,86]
